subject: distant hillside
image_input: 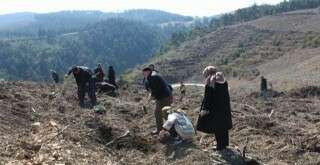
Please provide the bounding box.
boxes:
[0,12,35,30]
[153,0,320,57]
[0,9,194,81]
[247,8,320,32]
[111,9,193,24]
[209,0,320,30]
[0,18,163,81]
[125,8,320,91]
[0,10,193,38]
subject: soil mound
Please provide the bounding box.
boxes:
[290,86,320,98]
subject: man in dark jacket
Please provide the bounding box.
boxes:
[142,67,173,135]
[67,66,97,108]
[108,66,117,87]
[94,64,105,82]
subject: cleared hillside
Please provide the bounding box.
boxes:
[247,8,320,32]
[1,78,319,164]
[126,8,320,93]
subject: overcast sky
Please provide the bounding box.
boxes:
[0,0,284,16]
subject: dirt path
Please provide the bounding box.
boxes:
[172,83,205,88]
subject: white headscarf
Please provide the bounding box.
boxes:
[203,66,217,87]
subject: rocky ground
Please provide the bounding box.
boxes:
[0,78,319,164]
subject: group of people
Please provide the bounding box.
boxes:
[59,62,232,151]
[65,64,117,108]
[142,65,232,151]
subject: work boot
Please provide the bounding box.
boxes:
[173,139,183,145]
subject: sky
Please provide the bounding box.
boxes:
[0,0,284,16]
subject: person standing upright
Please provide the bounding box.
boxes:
[108,66,117,87]
[94,64,105,82]
[179,81,186,102]
[196,66,232,151]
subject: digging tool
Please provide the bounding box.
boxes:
[268,109,274,119]
[44,123,71,144]
[142,105,148,114]
[141,93,152,114]
[106,130,130,146]
[37,123,72,153]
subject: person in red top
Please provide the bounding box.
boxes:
[94,64,105,82]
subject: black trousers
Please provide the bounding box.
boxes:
[214,130,229,150]
[78,78,97,107]
[169,125,178,138]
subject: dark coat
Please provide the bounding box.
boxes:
[196,81,232,133]
[68,66,96,106]
[68,66,93,87]
[108,67,116,85]
[147,73,172,100]
[51,71,59,83]
[143,70,159,91]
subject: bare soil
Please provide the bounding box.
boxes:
[0,80,319,165]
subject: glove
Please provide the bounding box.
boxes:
[159,130,170,143]
[147,93,153,102]
[199,110,209,117]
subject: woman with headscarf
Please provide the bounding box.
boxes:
[196,66,232,151]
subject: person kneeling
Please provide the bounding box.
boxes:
[159,106,195,144]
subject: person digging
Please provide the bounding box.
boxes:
[66,66,97,108]
[159,106,195,145]
[142,67,173,135]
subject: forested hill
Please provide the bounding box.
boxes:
[0,10,194,81]
[0,18,163,81]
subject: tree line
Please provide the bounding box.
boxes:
[210,0,320,28]
[0,18,163,81]
[0,10,194,81]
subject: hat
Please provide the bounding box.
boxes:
[162,106,186,117]
[142,67,152,72]
[203,66,217,78]
[148,64,155,68]
[215,72,225,84]
[162,106,172,113]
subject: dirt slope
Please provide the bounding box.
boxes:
[0,79,319,164]
[0,81,214,165]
